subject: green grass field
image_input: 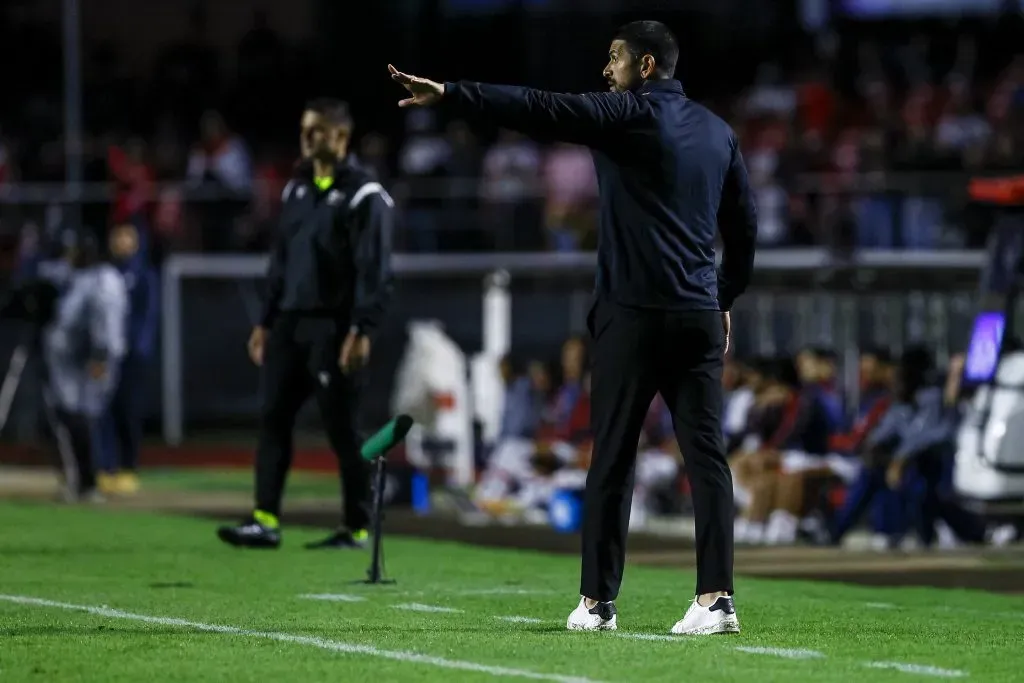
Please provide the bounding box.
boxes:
[141,468,340,499]
[2,501,1023,683]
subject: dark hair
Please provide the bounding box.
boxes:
[305,98,353,129]
[614,20,679,79]
[900,344,934,375]
[767,356,801,389]
[812,346,837,362]
[860,346,893,365]
[746,356,774,377]
[62,227,101,267]
[898,344,935,398]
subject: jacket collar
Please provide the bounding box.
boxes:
[293,155,358,182]
[637,79,685,96]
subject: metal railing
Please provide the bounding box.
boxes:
[158,249,988,444]
[0,169,999,260]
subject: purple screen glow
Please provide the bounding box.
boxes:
[964,312,1006,383]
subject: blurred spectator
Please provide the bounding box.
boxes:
[237,11,284,93]
[935,77,991,155]
[0,124,13,186]
[151,4,219,135]
[247,153,287,250]
[398,109,450,251]
[744,63,797,119]
[542,143,598,252]
[185,110,253,251]
[473,359,550,512]
[544,337,586,431]
[107,138,155,226]
[481,130,542,250]
[13,222,43,284]
[747,138,788,246]
[498,356,544,442]
[358,132,392,185]
[795,65,835,135]
[723,357,766,454]
[796,346,844,432]
[96,220,158,496]
[443,121,482,249]
[828,347,900,547]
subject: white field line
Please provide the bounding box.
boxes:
[298,594,367,603]
[617,634,683,642]
[0,594,601,683]
[735,646,825,659]
[288,593,971,678]
[393,603,462,613]
[866,661,967,678]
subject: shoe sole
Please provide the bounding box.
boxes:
[671,617,741,636]
[216,529,280,549]
[567,617,618,631]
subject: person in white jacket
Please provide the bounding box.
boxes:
[43,228,128,501]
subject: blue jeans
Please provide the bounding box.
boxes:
[900,197,942,249]
[96,354,147,473]
[855,195,896,248]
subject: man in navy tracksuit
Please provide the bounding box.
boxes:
[390,19,758,635]
[97,220,158,494]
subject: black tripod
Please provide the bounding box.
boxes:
[359,454,395,585]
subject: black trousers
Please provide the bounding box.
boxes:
[580,302,733,601]
[54,408,96,495]
[254,314,371,530]
[912,451,986,547]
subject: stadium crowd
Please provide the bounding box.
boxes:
[2,10,1023,265]
[476,339,1021,549]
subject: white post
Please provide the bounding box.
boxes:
[482,269,511,357]
[161,257,184,445]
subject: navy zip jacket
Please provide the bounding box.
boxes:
[443,79,757,311]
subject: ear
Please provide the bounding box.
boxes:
[640,54,656,79]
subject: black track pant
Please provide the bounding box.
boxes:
[254,314,370,530]
[55,408,96,495]
[580,302,733,601]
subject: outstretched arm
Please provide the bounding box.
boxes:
[389,65,640,146]
[443,82,639,145]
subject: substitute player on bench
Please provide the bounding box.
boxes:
[218,99,395,550]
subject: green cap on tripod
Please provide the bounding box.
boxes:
[360,415,414,461]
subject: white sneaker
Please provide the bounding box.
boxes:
[670,596,740,635]
[988,523,1019,547]
[566,597,617,631]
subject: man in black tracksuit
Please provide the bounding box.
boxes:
[390,19,757,634]
[218,99,394,550]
